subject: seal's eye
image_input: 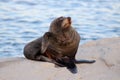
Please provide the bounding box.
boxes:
[55,17,64,26]
[58,17,64,22]
[59,17,64,20]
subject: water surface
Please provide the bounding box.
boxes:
[0,0,120,58]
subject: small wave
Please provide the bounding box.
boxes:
[16,20,42,24]
[0,0,10,2]
[15,1,37,6]
[1,18,15,22]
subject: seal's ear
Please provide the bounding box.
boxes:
[61,17,71,29]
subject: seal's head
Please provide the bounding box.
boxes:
[49,16,72,33]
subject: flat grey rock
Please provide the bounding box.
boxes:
[0,37,120,80]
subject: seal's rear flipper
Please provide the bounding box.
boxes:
[36,55,65,67]
[75,60,96,64]
[67,66,78,74]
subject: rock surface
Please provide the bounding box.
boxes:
[0,37,120,80]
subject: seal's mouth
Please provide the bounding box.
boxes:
[61,17,71,29]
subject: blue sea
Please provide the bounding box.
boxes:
[0,0,120,58]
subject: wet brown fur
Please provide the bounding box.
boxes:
[24,17,95,69]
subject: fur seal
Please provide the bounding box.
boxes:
[24,16,95,70]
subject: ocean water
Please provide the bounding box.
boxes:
[0,0,120,58]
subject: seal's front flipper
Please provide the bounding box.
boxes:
[41,32,51,53]
[41,32,57,53]
[41,39,49,54]
[75,59,96,64]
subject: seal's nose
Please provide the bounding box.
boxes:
[67,17,71,21]
[67,17,71,24]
